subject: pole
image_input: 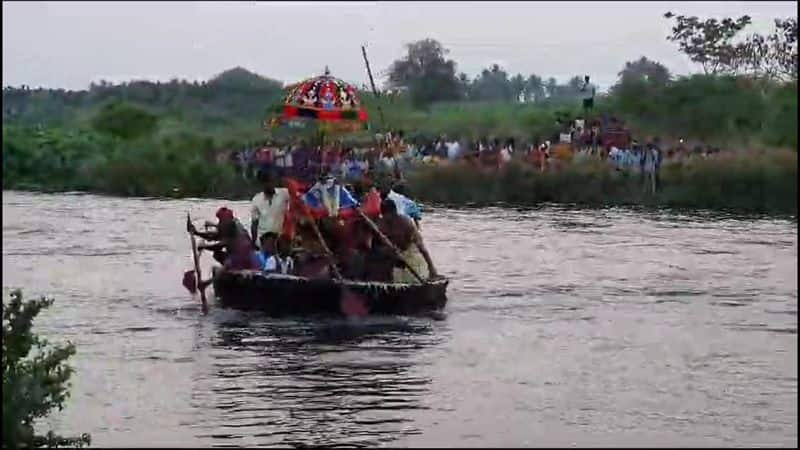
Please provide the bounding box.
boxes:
[356,209,426,284]
[291,188,344,281]
[361,45,386,130]
[187,213,208,315]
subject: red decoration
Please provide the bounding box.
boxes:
[278,70,369,126]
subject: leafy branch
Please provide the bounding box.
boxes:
[2,289,91,448]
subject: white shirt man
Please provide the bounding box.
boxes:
[446,141,461,161]
[380,154,396,172]
[274,147,293,169]
[575,119,585,134]
[608,146,622,169]
[251,188,290,247]
[500,146,512,163]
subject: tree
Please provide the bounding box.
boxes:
[386,38,463,107]
[509,74,526,102]
[91,101,159,140]
[457,72,471,99]
[545,77,559,100]
[3,290,90,448]
[609,56,673,110]
[469,64,515,102]
[616,56,672,87]
[739,18,798,82]
[524,74,545,103]
[208,67,283,93]
[566,75,584,92]
[664,11,752,75]
[773,18,799,81]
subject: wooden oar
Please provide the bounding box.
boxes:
[187,213,209,315]
[292,194,344,281]
[307,216,344,281]
[355,208,426,284]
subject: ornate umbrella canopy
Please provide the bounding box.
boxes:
[278,67,369,129]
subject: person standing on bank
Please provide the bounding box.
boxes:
[580,75,596,114]
[643,141,659,194]
[251,170,290,249]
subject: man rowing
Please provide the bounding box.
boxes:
[187,207,259,293]
[188,207,249,265]
[380,183,422,228]
[377,198,439,284]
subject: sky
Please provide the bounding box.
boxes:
[2,1,797,92]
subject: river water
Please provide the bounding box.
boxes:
[2,190,797,447]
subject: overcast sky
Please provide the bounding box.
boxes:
[2,1,797,91]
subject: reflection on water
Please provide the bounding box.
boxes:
[2,191,797,447]
[194,318,445,447]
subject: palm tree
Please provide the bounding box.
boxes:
[525,74,545,103]
[510,74,526,102]
[545,77,558,100]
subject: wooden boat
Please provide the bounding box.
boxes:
[213,270,449,317]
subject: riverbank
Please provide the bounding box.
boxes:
[405,150,798,215]
[4,149,796,216]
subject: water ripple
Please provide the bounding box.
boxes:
[2,191,797,447]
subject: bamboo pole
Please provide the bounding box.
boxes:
[355,208,426,284]
[187,213,208,314]
[361,45,386,130]
[293,190,344,281]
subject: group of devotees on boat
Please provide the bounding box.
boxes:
[187,169,441,293]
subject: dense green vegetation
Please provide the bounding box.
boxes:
[406,150,797,215]
[3,70,796,211]
[2,290,91,448]
[2,12,796,213]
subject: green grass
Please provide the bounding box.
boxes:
[2,74,797,214]
[404,150,797,215]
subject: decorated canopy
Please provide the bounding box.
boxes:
[272,68,369,132]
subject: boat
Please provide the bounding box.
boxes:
[213,270,449,317]
[195,68,449,318]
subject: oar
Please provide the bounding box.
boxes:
[296,195,372,316]
[186,212,209,315]
[355,208,427,284]
[308,216,344,280]
[291,192,344,281]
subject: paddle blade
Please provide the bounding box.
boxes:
[182,270,198,294]
[340,288,368,318]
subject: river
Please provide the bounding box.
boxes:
[2,190,797,447]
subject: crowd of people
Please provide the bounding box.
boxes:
[187,162,438,293]
[227,118,722,195]
[192,114,730,288]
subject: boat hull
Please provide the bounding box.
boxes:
[212,271,449,317]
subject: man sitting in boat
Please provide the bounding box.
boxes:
[196,233,261,292]
[380,183,422,228]
[256,232,278,270]
[263,235,295,275]
[377,199,439,284]
[189,207,250,265]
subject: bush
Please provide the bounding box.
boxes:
[91,101,159,140]
[763,83,798,148]
[405,151,797,214]
[2,289,90,448]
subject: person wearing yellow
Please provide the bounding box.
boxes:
[377,199,439,284]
